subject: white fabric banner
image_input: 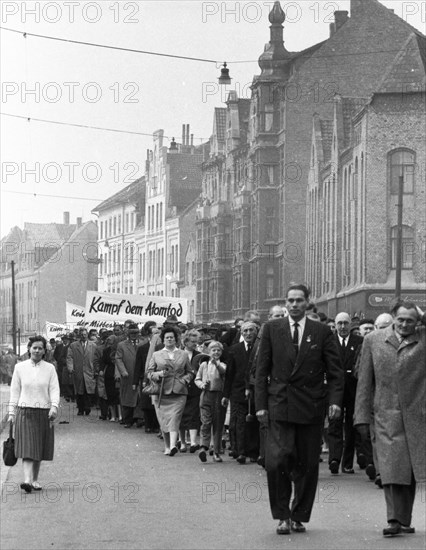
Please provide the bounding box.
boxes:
[84,291,188,325]
[66,301,116,330]
[44,321,69,338]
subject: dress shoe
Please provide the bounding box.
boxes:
[77,411,84,416]
[124,424,132,428]
[169,447,178,457]
[357,453,367,469]
[401,524,415,534]
[342,467,355,474]
[383,521,401,537]
[20,483,32,493]
[99,416,107,421]
[236,455,246,465]
[209,447,214,456]
[31,482,42,491]
[375,474,383,488]
[199,449,207,463]
[276,519,291,535]
[365,463,376,480]
[84,409,91,416]
[257,456,265,468]
[189,444,200,453]
[229,450,237,458]
[291,521,306,533]
[329,460,339,474]
[213,453,223,462]
[180,446,187,453]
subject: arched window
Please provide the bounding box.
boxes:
[389,149,415,194]
[391,225,414,269]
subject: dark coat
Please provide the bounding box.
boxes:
[255,317,344,424]
[223,342,252,403]
[115,340,139,407]
[355,324,426,484]
[335,333,363,404]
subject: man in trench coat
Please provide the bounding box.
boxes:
[115,323,140,428]
[354,301,426,537]
[67,328,97,415]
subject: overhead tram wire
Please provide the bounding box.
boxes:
[3,190,103,201]
[0,113,209,141]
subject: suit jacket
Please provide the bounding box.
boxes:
[335,333,363,401]
[255,317,344,424]
[66,340,97,394]
[223,341,252,403]
[147,348,193,395]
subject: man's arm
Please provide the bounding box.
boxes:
[354,334,375,426]
[255,322,272,413]
[323,327,344,417]
[115,343,128,377]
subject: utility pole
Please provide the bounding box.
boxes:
[395,175,403,300]
[11,260,17,354]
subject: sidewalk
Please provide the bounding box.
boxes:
[0,384,11,433]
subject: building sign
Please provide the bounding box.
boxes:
[368,293,426,308]
[84,291,188,325]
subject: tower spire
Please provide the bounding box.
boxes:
[258,1,291,80]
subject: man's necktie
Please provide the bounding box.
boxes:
[341,337,346,349]
[293,323,299,356]
[247,343,253,355]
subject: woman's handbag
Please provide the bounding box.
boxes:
[142,379,161,396]
[3,421,18,467]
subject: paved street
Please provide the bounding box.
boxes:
[1,400,425,550]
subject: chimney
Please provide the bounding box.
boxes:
[63,211,70,225]
[182,124,185,146]
[186,124,190,146]
[190,134,194,146]
[76,217,82,227]
[334,11,348,31]
[329,22,336,37]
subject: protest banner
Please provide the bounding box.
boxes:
[84,291,188,325]
[44,321,69,339]
[66,301,116,330]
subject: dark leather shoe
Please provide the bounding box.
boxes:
[77,411,84,416]
[257,456,265,467]
[199,449,207,463]
[342,467,355,474]
[375,474,383,488]
[229,450,237,458]
[20,483,32,493]
[291,521,306,533]
[213,453,223,462]
[383,521,401,537]
[365,463,376,480]
[401,524,415,534]
[276,519,291,535]
[357,453,367,469]
[124,424,132,428]
[169,447,178,457]
[236,455,246,464]
[84,409,91,416]
[329,460,339,474]
[189,444,200,453]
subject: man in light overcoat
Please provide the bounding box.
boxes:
[115,323,140,428]
[355,301,426,537]
[67,328,97,415]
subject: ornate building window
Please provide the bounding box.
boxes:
[391,225,414,269]
[389,149,415,194]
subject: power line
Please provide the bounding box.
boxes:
[2,189,102,201]
[0,112,209,141]
[0,26,219,64]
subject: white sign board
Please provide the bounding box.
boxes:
[84,291,188,325]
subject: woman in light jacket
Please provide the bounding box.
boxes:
[8,335,60,493]
[147,326,193,456]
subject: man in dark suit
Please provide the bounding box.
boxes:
[67,328,97,415]
[328,312,363,474]
[222,321,258,464]
[256,284,344,535]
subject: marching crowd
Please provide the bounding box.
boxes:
[6,284,426,538]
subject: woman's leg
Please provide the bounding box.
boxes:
[163,432,171,453]
[32,460,41,482]
[169,431,178,449]
[179,429,187,450]
[189,429,198,446]
[23,459,33,484]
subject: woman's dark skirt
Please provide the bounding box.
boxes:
[180,393,201,431]
[15,407,54,461]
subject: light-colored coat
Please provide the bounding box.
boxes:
[115,340,139,408]
[354,324,426,485]
[147,349,193,395]
[67,341,97,394]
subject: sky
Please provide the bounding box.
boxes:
[1,0,424,237]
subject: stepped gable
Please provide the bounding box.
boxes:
[92,177,145,213]
[376,33,426,94]
[167,152,203,213]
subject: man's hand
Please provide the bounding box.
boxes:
[122,371,129,378]
[328,404,341,420]
[245,389,251,400]
[132,385,137,391]
[48,408,58,421]
[256,410,269,425]
[8,414,15,423]
[221,397,229,408]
